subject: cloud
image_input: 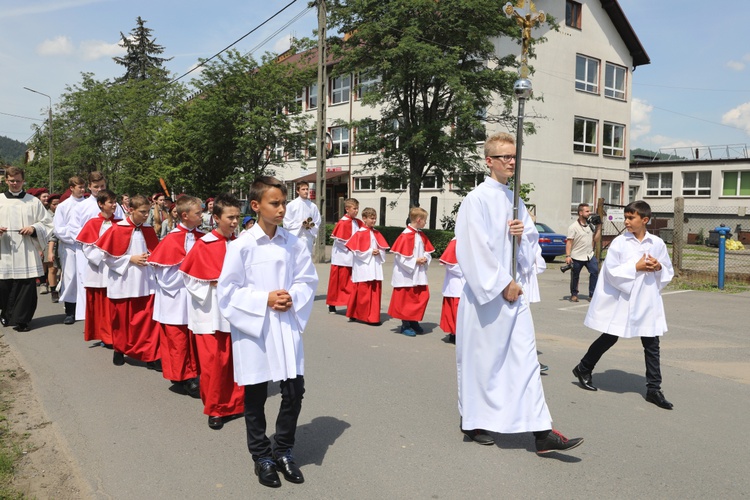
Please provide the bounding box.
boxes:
[273,35,294,54]
[726,53,750,71]
[36,36,74,56]
[721,102,750,136]
[629,98,652,140]
[79,39,124,61]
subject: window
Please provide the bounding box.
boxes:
[287,134,304,160]
[381,176,407,191]
[291,89,304,113]
[355,120,378,154]
[602,122,625,157]
[330,126,349,156]
[308,84,318,110]
[307,132,316,159]
[421,174,443,190]
[571,178,595,212]
[683,171,711,196]
[573,117,598,154]
[451,173,484,192]
[646,172,673,197]
[601,181,622,205]
[628,185,640,202]
[272,142,284,162]
[330,75,351,105]
[357,71,381,99]
[575,55,599,93]
[605,63,626,100]
[722,171,750,196]
[566,0,582,29]
[354,176,376,191]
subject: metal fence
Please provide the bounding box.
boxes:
[597,198,750,282]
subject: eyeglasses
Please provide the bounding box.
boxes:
[488,155,516,162]
[5,179,23,183]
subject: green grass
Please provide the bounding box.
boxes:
[0,381,24,499]
[667,276,750,293]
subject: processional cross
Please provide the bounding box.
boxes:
[503,0,546,78]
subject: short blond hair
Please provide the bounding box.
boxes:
[361,207,376,219]
[484,132,515,158]
[409,207,428,222]
[344,198,359,209]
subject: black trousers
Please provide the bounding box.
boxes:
[0,278,38,326]
[244,376,305,462]
[580,333,662,390]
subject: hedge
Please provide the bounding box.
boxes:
[325,224,455,257]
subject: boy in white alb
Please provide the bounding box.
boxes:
[53,176,87,324]
[283,181,321,255]
[326,198,361,314]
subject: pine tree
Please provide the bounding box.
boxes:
[113,17,172,81]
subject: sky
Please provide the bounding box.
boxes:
[1,0,749,157]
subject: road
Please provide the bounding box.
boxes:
[4,256,750,499]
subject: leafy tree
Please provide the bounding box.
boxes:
[328,0,551,208]
[0,136,26,166]
[113,16,172,81]
[159,48,314,198]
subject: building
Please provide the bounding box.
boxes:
[276,0,649,233]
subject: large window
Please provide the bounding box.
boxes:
[354,176,376,191]
[646,172,673,197]
[330,75,351,105]
[575,55,599,93]
[355,120,378,154]
[604,63,626,100]
[601,181,622,205]
[451,173,484,192]
[308,84,318,110]
[574,117,598,153]
[330,126,349,156]
[421,174,443,190]
[357,71,381,99]
[291,89,304,113]
[683,171,711,196]
[602,122,625,157]
[722,171,750,196]
[566,0,582,29]
[571,179,595,212]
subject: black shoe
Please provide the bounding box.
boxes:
[63,315,75,325]
[539,363,549,372]
[254,458,281,488]
[328,305,336,314]
[535,430,584,454]
[461,428,494,446]
[146,360,162,372]
[572,365,597,391]
[12,323,30,332]
[275,454,304,484]
[184,377,201,398]
[646,390,673,410]
[0,317,7,327]
[208,416,224,430]
[113,352,125,366]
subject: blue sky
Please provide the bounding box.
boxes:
[1,0,749,156]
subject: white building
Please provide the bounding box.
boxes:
[277,0,649,233]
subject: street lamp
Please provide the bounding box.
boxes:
[23,86,54,192]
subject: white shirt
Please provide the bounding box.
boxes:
[283,196,322,253]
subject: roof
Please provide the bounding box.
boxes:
[600,0,650,67]
[290,170,349,183]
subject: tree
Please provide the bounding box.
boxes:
[328,0,551,208]
[113,17,172,81]
[159,48,314,198]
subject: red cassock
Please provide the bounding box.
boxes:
[148,227,203,382]
[95,219,161,362]
[179,230,244,417]
[439,239,460,335]
[387,227,434,321]
[326,216,363,307]
[77,215,119,344]
[345,227,390,324]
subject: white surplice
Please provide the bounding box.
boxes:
[217,225,318,386]
[53,195,85,302]
[330,217,358,267]
[81,220,113,288]
[181,233,231,335]
[350,229,387,283]
[584,231,673,338]
[151,226,197,326]
[101,221,156,299]
[0,193,53,279]
[391,227,431,288]
[455,177,551,434]
[283,196,322,254]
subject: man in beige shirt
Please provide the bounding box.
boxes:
[565,203,601,302]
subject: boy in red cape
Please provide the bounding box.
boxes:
[326,198,361,314]
[76,189,119,346]
[148,195,204,397]
[344,207,389,325]
[95,194,161,369]
[438,237,463,344]
[180,193,245,430]
[388,207,434,336]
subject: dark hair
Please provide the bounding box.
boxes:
[296,181,310,189]
[249,176,287,203]
[96,189,117,205]
[88,171,105,184]
[212,193,241,217]
[624,200,652,220]
[69,175,86,187]
[577,203,589,214]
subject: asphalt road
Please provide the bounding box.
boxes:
[4,256,750,499]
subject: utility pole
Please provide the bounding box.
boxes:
[313,0,328,263]
[23,87,54,191]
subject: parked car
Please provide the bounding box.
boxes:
[535,222,567,262]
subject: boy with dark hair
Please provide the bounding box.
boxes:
[181,193,245,429]
[388,206,434,337]
[218,176,318,488]
[148,195,204,397]
[573,200,675,409]
[326,198,361,314]
[54,175,87,324]
[283,181,322,254]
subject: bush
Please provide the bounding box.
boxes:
[325,224,455,256]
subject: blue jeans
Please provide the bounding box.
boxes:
[570,257,599,298]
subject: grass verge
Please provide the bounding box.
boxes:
[0,375,24,499]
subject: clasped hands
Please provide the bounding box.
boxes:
[268,289,293,312]
[636,253,662,273]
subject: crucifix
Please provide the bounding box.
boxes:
[503,0,546,78]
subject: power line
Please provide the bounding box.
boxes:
[650,105,747,132]
[0,110,43,121]
[242,6,313,58]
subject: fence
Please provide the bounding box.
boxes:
[597,198,750,282]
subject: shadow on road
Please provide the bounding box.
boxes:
[572,368,646,395]
[296,416,351,467]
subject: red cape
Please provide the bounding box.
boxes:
[439,238,458,265]
[148,225,205,267]
[179,230,234,281]
[76,215,120,245]
[95,218,159,257]
[390,226,435,257]
[331,215,363,241]
[345,226,389,252]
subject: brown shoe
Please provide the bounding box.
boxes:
[570,296,579,302]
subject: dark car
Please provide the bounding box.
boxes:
[535,222,567,262]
